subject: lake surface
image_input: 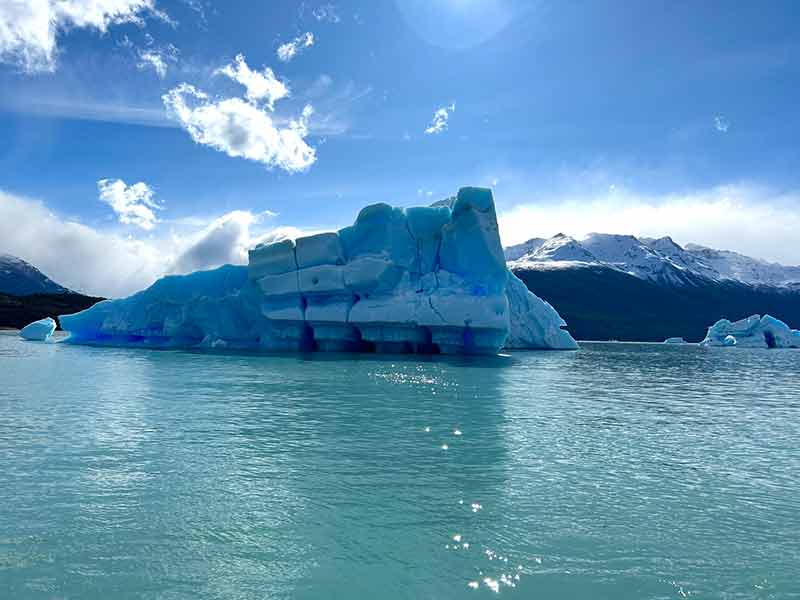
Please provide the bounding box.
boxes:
[2,331,799,599]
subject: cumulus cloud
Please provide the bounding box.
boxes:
[170,212,308,274]
[1,189,316,297]
[136,43,178,78]
[170,210,261,274]
[162,83,316,172]
[214,53,289,108]
[277,32,314,62]
[0,0,168,73]
[98,178,162,230]
[425,103,455,135]
[0,188,166,296]
[497,184,800,265]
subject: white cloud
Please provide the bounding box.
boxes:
[170,212,306,274]
[0,188,316,297]
[136,43,178,78]
[311,4,340,23]
[169,210,257,274]
[214,53,289,109]
[97,178,162,230]
[0,188,166,296]
[497,184,800,265]
[425,103,455,135]
[0,0,168,73]
[277,32,314,62]
[714,115,730,133]
[162,83,316,172]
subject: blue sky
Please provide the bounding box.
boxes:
[1,0,799,296]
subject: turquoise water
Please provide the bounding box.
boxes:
[1,332,799,599]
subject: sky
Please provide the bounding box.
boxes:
[1,0,799,296]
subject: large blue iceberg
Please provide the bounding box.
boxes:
[61,188,577,354]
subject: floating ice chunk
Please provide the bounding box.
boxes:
[663,337,687,344]
[19,317,56,341]
[700,314,800,348]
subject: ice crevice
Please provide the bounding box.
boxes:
[58,187,578,354]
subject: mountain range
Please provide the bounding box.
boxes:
[0,254,101,330]
[507,234,800,342]
[505,234,800,289]
[0,254,70,296]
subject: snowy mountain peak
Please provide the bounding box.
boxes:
[503,237,546,261]
[0,254,70,296]
[531,234,597,262]
[505,235,800,289]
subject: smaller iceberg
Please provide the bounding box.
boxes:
[663,337,687,344]
[19,317,56,341]
[700,314,800,348]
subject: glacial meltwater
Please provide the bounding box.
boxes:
[1,331,799,599]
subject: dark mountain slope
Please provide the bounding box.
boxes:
[0,292,103,330]
[514,265,800,342]
[0,254,69,296]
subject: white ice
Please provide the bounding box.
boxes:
[700,314,800,348]
[19,317,56,341]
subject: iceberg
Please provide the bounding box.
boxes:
[19,317,57,341]
[663,337,687,344]
[61,187,577,354]
[700,314,800,349]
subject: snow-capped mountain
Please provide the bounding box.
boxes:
[505,235,800,289]
[528,233,599,262]
[503,237,546,261]
[0,254,69,296]
[683,244,800,288]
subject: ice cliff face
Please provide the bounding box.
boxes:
[700,314,800,348]
[60,188,577,354]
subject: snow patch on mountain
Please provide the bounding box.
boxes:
[506,234,800,289]
[684,244,800,287]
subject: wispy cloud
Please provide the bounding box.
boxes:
[714,114,730,133]
[311,3,341,23]
[98,179,162,230]
[0,0,170,73]
[136,44,179,78]
[277,32,315,63]
[1,96,175,127]
[425,103,455,135]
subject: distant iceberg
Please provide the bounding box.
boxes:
[663,337,687,344]
[60,188,577,355]
[19,317,56,341]
[700,314,800,348]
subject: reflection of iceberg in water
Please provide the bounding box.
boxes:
[60,188,577,354]
[239,352,515,597]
